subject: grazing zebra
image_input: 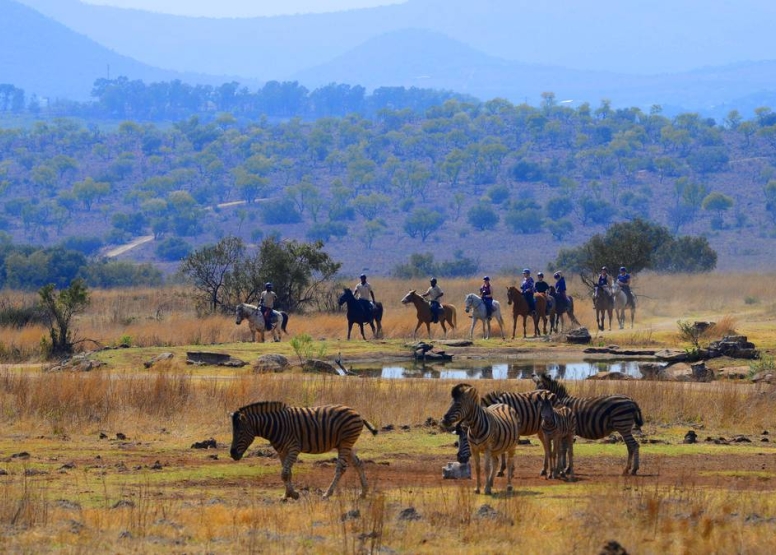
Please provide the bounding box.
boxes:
[481,389,557,477]
[454,423,471,464]
[441,383,521,495]
[532,373,644,475]
[229,401,378,499]
[539,394,576,480]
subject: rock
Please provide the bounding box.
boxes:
[397,507,421,521]
[663,362,694,381]
[566,327,591,344]
[751,371,774,384]
[253,354,289,373]
[599,539,630,555]
[442,461,471,479]
[708,336,760,359]
[144,352,174,368]
[639,363,667,380]
[302,360,338,374]
[187,352,246,366]
[691,362,714,382]
[655,349,689,363]
[683,430,697,444]
[717,366,751,380]
[435,339,474,347]
[587,371,633,381]
[191,438,217,449]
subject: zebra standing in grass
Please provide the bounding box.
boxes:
[539,394,576,480]
[532,373,644,475]
[480,389,558,477]
[441,383,521,495]
[229,401,378,499]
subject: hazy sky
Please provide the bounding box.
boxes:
[81,0,406,17]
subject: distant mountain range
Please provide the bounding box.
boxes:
[6,0,776,116]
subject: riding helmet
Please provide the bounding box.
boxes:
[522,268,530,274]
[430,277,437,285]
[483,276,490,281]
[620,266,627,272]
[601,266,608,271]
[553,271,561,279]
[537,272,544,277]
[265,282,273,289]
[360,273,367,279]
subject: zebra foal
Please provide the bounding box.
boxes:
[539,394,576,480]
[533,372,644,475]
[441,383,520,495]
[230,401,377,499]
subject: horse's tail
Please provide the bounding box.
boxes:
[281,311,289,334]
[450,305,457,328]
[375,302,384,324]
[568,297,581,326]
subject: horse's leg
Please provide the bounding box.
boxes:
[630,307,635,329]
[369,320,377,339]
[413,320,422,339]
[440,320,447,338]
[469,315,476,340]
[511,315,517,340]
[360,322,367,340]
[347,321,353,340]
[497,314,505,339]
[522,315,528,338]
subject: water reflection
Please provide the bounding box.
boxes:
[360,361,644,380]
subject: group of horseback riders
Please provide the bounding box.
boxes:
[595,266,635,308]
[257,265,634,330]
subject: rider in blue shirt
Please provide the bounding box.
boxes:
[480,276,493,319]
[617,266,635,307]
[521,268,536,314]
[595,266,611,303]
[553,271,567,311]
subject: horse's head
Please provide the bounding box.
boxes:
[506,286,516,305]
[235,304,245,324]
[400,290,416,305]
[464,294,473,312]
[338,288,352,306]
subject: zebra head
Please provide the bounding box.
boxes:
[454,424,471,464]
[229,410,254,461]
[441,383,478,430]
[532,373,569,399]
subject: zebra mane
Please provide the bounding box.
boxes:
[481,390,507,406]
[538,373,569,399]
[237,401,288,415]
[451,383,477,402]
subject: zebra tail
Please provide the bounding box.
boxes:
[363,420,379,436]
[281,312,289,334]
[633,404,645,430]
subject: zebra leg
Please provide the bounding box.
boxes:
[538,429,550,477]
[496,453,506,477]
[280,450,300,500]
[623,433,640,475]
[323,449,350,499]
[483,451,495,495]
[504,449,514,492]
[565,435,575,480]
[473,451,482,494]
[350,452,369,498]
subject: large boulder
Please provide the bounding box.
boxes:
[144,352,174,368]
[708,336,759,360]
[716,366,750,380]
[655,349,689,363]
[566,327,591,344]
[302,360,339,374]
[442,461,471,479]
[587,371,633,381]
[253,354,289,373]
[663,362,713,382]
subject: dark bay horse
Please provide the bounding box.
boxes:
[338,288,384,340]
[400,290,457,339]
[506,286,545,338]
[594,286,614,331]
[549,286,580,333]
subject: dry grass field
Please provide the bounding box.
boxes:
[1,273,775,553]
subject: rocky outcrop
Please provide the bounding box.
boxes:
[253,354,289,373]
[187,352,246,367]
[144,352,174,368]
[302,360,338,374]
[566,327,591,344]
[708,336,759,360]
[586,371,634,380]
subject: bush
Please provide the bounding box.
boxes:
[467,204,499,231]
[156,237,192,261]
[306,221,348,242]
[262,199,302,225]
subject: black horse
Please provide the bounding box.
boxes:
[338,288,384,340]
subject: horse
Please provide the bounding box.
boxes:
[235,302,289,343]
[612,283,635,329]
[593,286,614,331]
[338,288,384,340]
[400,290,457,339]
[534,292,554,335]
[464,293,505,340]
[506,286,546,338]
[549,286,580,333]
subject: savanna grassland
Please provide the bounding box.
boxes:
[1,274,775,554]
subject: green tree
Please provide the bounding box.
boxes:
[467,203,499,231]
[546,218,574,241]
[403,208,444,242]
[701,192,734,229]
[38,278,90,357]
[178,236,245,313]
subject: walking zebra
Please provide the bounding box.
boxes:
[539,394,576,480]
[441,383,521,495]
[481,389,557,477]
[229,401,378,499]
[532,373,644,475]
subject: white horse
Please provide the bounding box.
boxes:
[464,293,505,340]
[235,303,289,342]
[611,284,635,329]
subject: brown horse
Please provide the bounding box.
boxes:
[400,290,457,338]
[549,286,580,333]
[534,292,553,335]
[506,286,546,338]
[593,286,614,331]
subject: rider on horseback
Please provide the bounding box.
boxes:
[260,282,277,331]
[596,266,610,300]
[553,271,568,311]
[534,272,551,314]
[521,269,536,315]
[617,267,635,308]
[480,276,493,320]
[422,277,444,323]
[353,273,376,317]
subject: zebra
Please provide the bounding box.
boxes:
[441,383,521,495]
[532,372,644,475]
[539,394,576,480]
[229,401,378,499]
[454,423,471,464]
[481,389,558,477]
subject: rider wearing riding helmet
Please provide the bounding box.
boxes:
[553,271,567,311]
[480,276,494,319]
[617,266,635,307]
[520,268,536,314]
[422,277,444,323]
[260,282,278,330]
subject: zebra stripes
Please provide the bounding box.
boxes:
[230,401,377,499]
[539,395,576,480]
[533,373,644,475]
[441,383,521,495]
[454,423,471,464]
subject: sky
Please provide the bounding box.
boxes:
[81,0,406,17]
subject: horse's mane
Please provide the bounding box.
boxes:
[237,302,258,312]
[237,400,288,414]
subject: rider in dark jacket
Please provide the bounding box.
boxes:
[617,267,635,307]
[480,276,493,319]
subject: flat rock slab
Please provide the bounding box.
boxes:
[583,347,657,356]
[186,352,246,367]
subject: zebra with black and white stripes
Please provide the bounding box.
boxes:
[229,401,378,499]
[441,383,521,495]
[533,372,644,475]
[539,394,576,480]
